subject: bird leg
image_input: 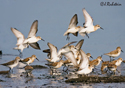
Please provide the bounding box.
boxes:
[85,32,89,38]
[18,50,23,58]
[116,69,120,73]
[66,35,70,40]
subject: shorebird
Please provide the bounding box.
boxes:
[107,64,120,74]
[76,64,94,75]
[104,46,123,61]
[11,28,29,56]
[45,60,64,74]
[23,20,44,44]
[64,14,80,40]
[57,41,77,58]
[46,43,61,62]
[79,8,103,38]
[101,61,110,71]
[19,55,39,65]
[101,58,123,72]
[0,56,20,72]
[78,49,89,69]
[89,56,102,67]
[25,65,34,77]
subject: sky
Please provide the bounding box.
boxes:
[0,0,125,62]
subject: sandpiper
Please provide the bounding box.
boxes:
[107,64,120,74]
[46,43,61,62]
[104,46,123,61]
[64,14,80,40]
[79,8,103,38]
[23,20,44,44]
[45,60,64,74]
[19,55,39,65]
[76,64,94,75]
[0,56,20,72]
[25,65,34,76]
[11,28,29,56]
[89,56,102,67]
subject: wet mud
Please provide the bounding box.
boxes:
[65,75,125,83]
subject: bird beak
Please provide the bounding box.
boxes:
[41,39,45,41]
[100,27,104,30]
[121,50,124,53]
[90,56,93,59]
[36,58,39,61]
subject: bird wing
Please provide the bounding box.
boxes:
[47,42,58,60]
[11,27,25,45]
[63,51,78,66]
[75,39,84,50]
[21,58,30,62]
[29,42,41,50]
[68,14,78,29]
[82,8,93,27]
[62,41,77,48]
[28,20,38,38]
[1,60,15,66]
[78,49,89,69]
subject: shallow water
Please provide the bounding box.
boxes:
[0,55,125,88]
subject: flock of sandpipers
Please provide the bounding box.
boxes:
[0,8,123,77]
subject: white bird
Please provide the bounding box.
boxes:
[64,14,80,40]
[46,43,61,62]
[23,20,44,44]
[11,20,43,56]
[79,8,103,38]
[76,64,94,75]
[11,28,29,56]
[57,41,77,57]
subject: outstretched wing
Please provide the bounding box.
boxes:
[82,8,93,27]
[68,14,78,29]
[63,51,78,67]
[29,42,41,50]
[11,27,25,45]
[28,20,38,38]
[78,49,89,69]
[75,39,84,50]
[47,42,58,59]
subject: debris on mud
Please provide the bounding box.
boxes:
[65,75,125,83]
[0,71,9,74]
[30,65,47,69]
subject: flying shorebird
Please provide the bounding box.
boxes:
[11,20,44,56]
[19,55,39,66]
[64,14,80,40]
[103,46,123,61]
[46,43,61,63]
[79,8,103,38]
[0,56,20,72]
[23,20,44,44]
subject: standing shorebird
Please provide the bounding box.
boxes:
[89,56,102,67]
[45,60,64,75]
[104,46,123,61]
[25,65,34,77]
[19,55,39,66]
[64,14,80,40]
[79,8,103,38]
[0,56,20,72]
